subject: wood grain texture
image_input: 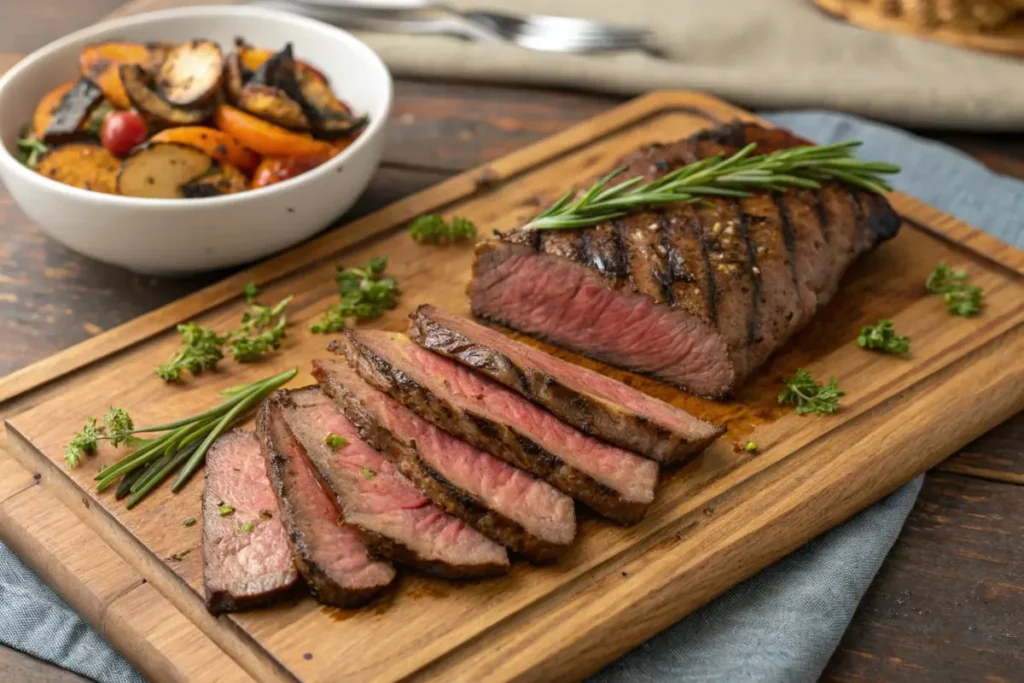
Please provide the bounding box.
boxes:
[813,0,1024,57]
[0,647,89,683]
[823,472,1024,682]
[3,91,1023,682]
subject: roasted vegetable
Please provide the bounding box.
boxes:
[157,39,224,107]
[32,81,75,137]
[236,83,309,131]
[150,126,259,173]
[214,104,331,157]
[79,41,171,109]
[223,52,245,104]
[251,149,337,188]
[181,162,248,197]
[234,40,328,84]
[120,64,208,128]
[100,110,148,157]
[293,67,366,138]
[36,143,119,193]
[42,78,105,145]
[117,142,215,198]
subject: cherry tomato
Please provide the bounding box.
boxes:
[252,149,337,189]
[100,110,148,157]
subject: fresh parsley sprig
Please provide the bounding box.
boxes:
[524,141,899,232]
[778,368,845,416]
[311,257,401,333]
[17,134,49,169]
[857,319,910,356]
[926,262,983,317]
[409,214,477,244]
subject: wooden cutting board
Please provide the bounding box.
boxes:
[2,91,1023,683]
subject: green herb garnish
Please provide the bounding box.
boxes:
[238,522,254,533]
[744,441,758,453]
[360,466,376,480]
[926,262,984,317]
[243,281,259,303]
[324,433,348,450]
[778,368,845,416]
[183,517,197,527]
[102,407,136,447]
[524,141,898,232]
[218,504,235,516]
[156,322,228,382]
[65,417,102,468]
[82,101,113,139]
[857,319,910,355]
[83,368,296,509]
[17,133,49,169]
[409,214,477,244]
[311,257,400,333]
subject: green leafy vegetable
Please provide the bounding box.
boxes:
[218,504,235,516]
[360,466,376,480]
[524,141,899,232]
[409,214,477,244]
[17,132,49,169]
[925,262,984,317]
[156,322,228,381]
[311,257,401,333]
[65,418,102,468]
[856,319,910,355]
[228,294,292,363]
[323,433,348,450]
[243,281,259,303]
[778,368,845,416]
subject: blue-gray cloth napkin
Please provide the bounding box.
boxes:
[2,111,1021,683]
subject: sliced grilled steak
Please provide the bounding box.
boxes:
[312,357,576,562]
[469,122,901,398]
[202,429,298,614]
[258,398,396,607]
[334,331,659,525]
[267,386,509,578]
[409,304,724,464]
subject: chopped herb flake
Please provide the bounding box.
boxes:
[360,466,376,480]
[218,504,235,517]
[324,433,348,450]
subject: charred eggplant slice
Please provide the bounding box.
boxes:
[42,78,104,145]
[117,142,214,198]
[158,39,224,107]
[120,64,208,128]
[235,83,309,131]
[223,52,245,104]
[181,162,248,197]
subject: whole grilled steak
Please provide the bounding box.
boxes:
[470,122,901,398]
[268,386,509,578]
[258,397,396,607]
[334,331,659,525]
[312,357,576,562]
[202,429,298,615]
[409,304,724,464]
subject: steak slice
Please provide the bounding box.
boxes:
[469,122,901,398]
[202,429,298,615]
[267,386,509,578]
[334,330,659,525]
[312,357,576,562]
[258,397,396,607]
[409,304,724,464]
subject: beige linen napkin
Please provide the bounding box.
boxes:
[342,0,1024,130]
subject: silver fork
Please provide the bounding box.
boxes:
[254,0,655,54]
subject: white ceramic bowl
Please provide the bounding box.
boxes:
[0,5,392,275]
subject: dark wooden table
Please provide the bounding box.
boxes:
[1,2,1021,682]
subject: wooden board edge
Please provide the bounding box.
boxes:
[813,0,1024,57]
[415,327,1024,681]
[1,431,295,683]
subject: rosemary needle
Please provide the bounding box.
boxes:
[523,141,899,232]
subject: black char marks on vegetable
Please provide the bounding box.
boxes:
[42,78,104,145]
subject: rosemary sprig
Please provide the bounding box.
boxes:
[523,141,900,232]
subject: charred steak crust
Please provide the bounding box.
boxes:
[270,387,509,579]
[257,398,395,607]
[202,429,299,615]
[312,361,571,562]
[407,304,724,464]
[469,122,901,398]
[332,334,651,525]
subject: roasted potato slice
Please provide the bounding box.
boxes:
[79,41,171,109]
[36,143,119,194]
[181,161,248,198]
[117,142,214,198]
[150,126,260,173]
[157,39,224,107]
[42,78,105,144]
[120,64,208,128]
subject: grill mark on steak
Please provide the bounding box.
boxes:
[655,212,678,306]
[312,358,575,562]
[692,212,719,322]
[734,200,762,347]
[813,190,832,245]
[772,193,801,302]
[408,305,723,464]
[334,331,658,524]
